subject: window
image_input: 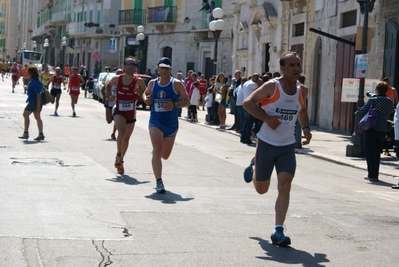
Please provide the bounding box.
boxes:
[293,23,305,37]
[341,10,357,28]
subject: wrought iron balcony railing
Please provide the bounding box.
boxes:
[118,9,146,26]
[147,6,176,24]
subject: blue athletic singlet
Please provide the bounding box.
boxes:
[149,78,180,137]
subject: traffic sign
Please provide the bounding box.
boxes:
[354,54,368,78]
[92,51,101,61]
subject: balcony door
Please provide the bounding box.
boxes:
[164,0,174,22]
[134,0,143,25]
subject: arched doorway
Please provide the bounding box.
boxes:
[162,46,172,60]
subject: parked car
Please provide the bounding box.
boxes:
[34,64,56,76]
[99,72,117,103]
[92,72,109,101]
[93,72,152,108]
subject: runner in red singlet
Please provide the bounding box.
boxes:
[106,56,146,175]
[68,67,85,117]
[49,67,66,116]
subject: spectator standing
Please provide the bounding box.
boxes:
[217,77,229,129]
[198,74,208,110]
[241,74,260,144]
[189,82,200,122]
[80,66,89,92]
[204,87,214,124]
[228,70,242,130]
[357,81,393,181]
[235,76,247,134]
[295,74,306,148]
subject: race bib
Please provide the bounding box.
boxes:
[12,72,16,76]
[54,83,61,89]
[118,100,134,111]
[154,99,170,112]
[72,86,78,91]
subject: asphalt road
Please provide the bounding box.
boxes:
[0,81,398,267]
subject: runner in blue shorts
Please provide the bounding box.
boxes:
[143,57,190,193]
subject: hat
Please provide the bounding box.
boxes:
[158,57,172,68]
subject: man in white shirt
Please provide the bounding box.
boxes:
[241,73,260,144]
[235,76,247,134]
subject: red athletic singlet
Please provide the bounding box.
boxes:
[52,75,64,89]
[113,74,139,121]
[69,74,81,95]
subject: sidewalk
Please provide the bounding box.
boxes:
[180,107,399,179]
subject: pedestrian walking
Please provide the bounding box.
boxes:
[106,57,146,175]
[18,65,44,141]
[143,57,190,193]
[242,52,312,246]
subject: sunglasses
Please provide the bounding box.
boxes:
[125,61,138,67]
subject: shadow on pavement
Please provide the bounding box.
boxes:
[106,175,150,185]
[145,191,194,204]
[250,237,329,267]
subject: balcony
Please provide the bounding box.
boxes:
[147,6,177,24]
[68,22,86,37]
[52,11,72,25]
[119,9,146,27]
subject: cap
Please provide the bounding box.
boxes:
[252,73,260,77]
[55,67,61,70]
[158,57,172,68]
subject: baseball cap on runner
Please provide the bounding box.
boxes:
[158,57,172,68]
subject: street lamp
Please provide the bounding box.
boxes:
[32,41,37,51]
[346,0,376,157]
[209,8,225,75]
[61,36,67,71]
[136,25,145,74]
[43,38,49,64]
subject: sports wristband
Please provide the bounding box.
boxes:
[302,126,311,131]
[174,102,178,108]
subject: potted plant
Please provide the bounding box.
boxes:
[109,23,115,28]
[28,28,33,33]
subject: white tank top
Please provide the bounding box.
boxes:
[257,79,304,146]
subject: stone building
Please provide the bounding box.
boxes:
[118,0,234,79]
[6,0,399,133]
[232,0,399,132]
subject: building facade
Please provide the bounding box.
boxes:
[6,0,399,133]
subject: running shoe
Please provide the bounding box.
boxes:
[271,226,291,246]
[156,180,166,193]
[114,155,123,168]
[243,157,255,183]
[117,163,124,175]
[111,133,116,140]
[72,111,76,117]
[54,110,58,116]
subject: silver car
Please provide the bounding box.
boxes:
[93,72,109,102]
